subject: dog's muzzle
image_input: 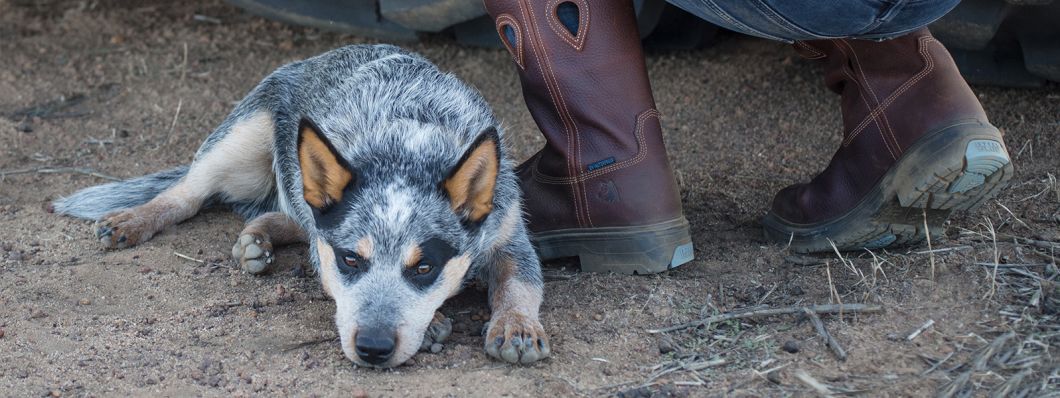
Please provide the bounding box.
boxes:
[354,327,397,365]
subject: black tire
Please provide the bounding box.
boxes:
[227,0,1059,87]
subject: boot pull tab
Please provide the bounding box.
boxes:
[548,0,589,50]
[794,41,827,60]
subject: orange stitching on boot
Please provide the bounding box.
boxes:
[532,1,593,225]
[845,37,937,150]
[834,40,897,160]
[795,42,826,59]
[495,15,525,70]
[839,40,902,155]
[519,0,588,227]
[841,65,897,160]
[545,0,589,51]
[517,0,582,226]
[533,109,656,184]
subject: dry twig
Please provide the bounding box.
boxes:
[173,251,205,264]
[804,307,847,361]
[648,303,883,334]
[794,369,834,397]
[906,319,935,341]
[0,166,119,181]
[937,332,1016,398]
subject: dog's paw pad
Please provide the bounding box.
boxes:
[232,233,274,275]
[484,311,550,364]
[420,311,453,352]
[94,210,148,249]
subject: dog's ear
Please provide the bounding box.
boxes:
[444,128,500,224]
[298,119,353,210]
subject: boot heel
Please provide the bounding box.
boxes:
[897,129,1013,213]
[532,217,694,275]
[764,122,1014,253]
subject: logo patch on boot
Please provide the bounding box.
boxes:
[587,157,615,172]
[594,180,620,204]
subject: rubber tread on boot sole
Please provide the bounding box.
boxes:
[531,217,694,275]
[762,120,1013,253]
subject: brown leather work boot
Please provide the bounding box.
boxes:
[763,28,1013,253]
[484,0,693,274]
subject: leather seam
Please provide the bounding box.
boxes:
[532,109,656,184]
[520,0,589,227]
[844,36,937,150]
[839,39,902,155]
[834,40,897,160]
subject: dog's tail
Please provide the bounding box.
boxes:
[50,165,190,220]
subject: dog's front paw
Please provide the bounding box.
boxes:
[231,233,274,275]
[484,309,550,364]
[95,210,151,249]
[420,311,453,352]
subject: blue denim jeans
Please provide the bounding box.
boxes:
[665,0,960,42]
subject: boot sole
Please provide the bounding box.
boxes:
[762,120,1013,253]
[531,217,694,275]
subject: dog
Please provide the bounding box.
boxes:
[51,44,549,367]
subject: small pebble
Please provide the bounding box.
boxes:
[276,285,286,296]
[352,389,368,398]
[766,370,782,384]
[230,279,239,287]
[0,328,5,338]
[452,322,467,333]
[404,357,416,367]
[430,343,443,353]
[782,340,799,353]
[593,313,604,321]
[78,299,91,306]
[139,266,152,274]
[657,336,675,354]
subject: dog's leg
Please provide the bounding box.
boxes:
[96,111,277,249]
[482,213,549,364]
[231,212,306,274]
[419,311,453,352]
[95,182,209,249]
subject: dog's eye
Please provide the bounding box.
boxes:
[343,255,360,268]
[415,263,432,275]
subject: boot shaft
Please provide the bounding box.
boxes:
[795,28,990,158]
[485,0,685,232]
[486,0,658,177]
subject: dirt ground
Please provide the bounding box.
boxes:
[0,1,1057,397]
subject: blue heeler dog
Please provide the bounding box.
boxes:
[52,44,549,367]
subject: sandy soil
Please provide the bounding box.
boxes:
[1,1,1057,397]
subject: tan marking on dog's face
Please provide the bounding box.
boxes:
[315,237,338,298]
[403,243,422,269]
[298,122,352,209]
[444,133,499,223]
[384,253,472,367]
[355,236,373,260]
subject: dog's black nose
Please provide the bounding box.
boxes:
[354,329,396,365]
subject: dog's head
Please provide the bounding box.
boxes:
[297,118,499,368]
